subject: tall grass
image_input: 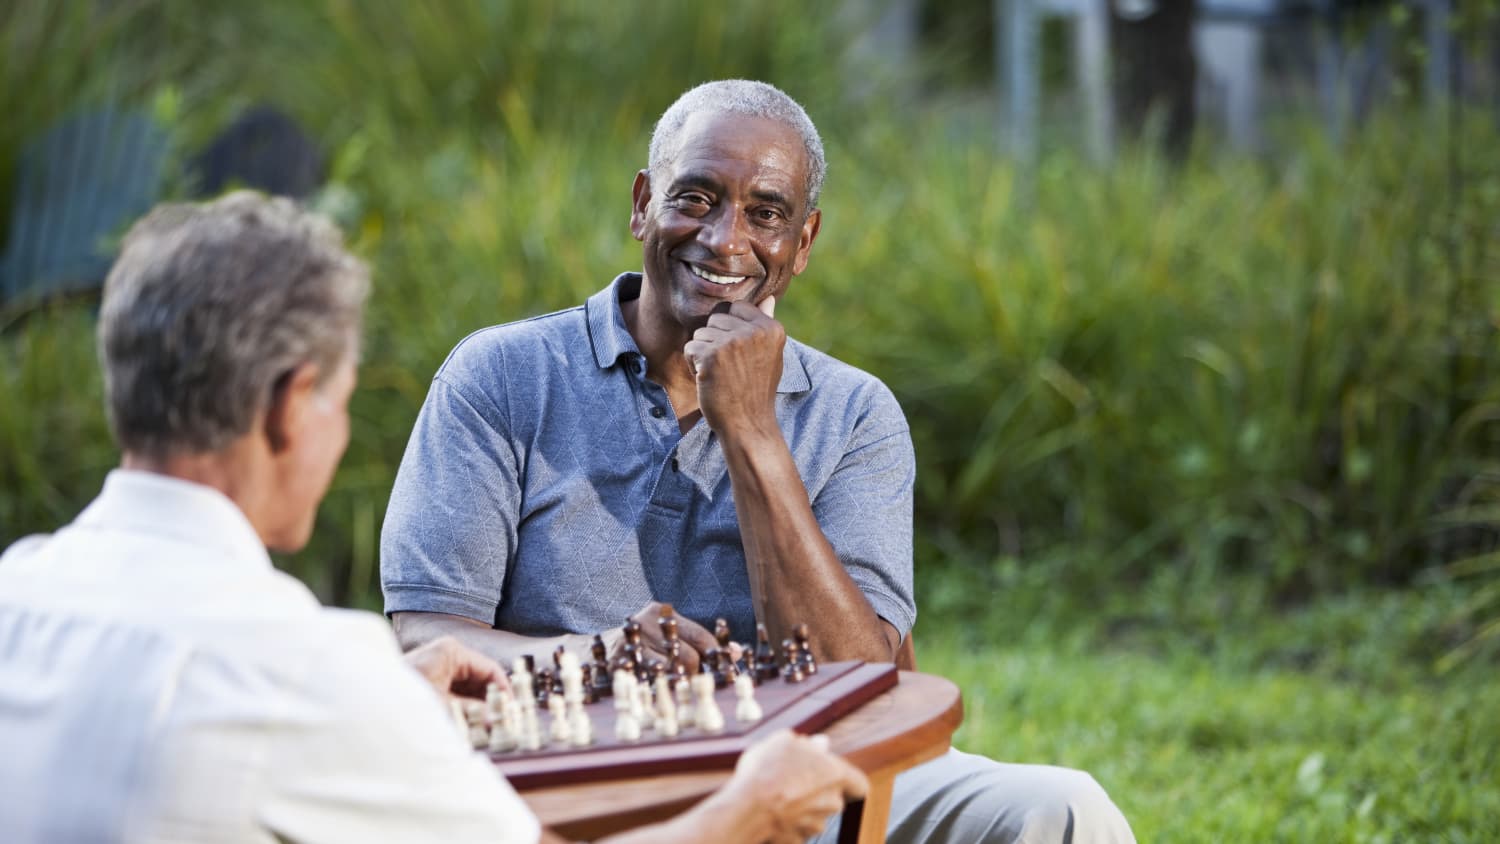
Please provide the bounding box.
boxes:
[3,3,1498,620]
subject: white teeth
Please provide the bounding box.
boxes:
[688,264,744,286]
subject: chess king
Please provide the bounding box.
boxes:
[0,192,867,842]
[381,80,1137,843]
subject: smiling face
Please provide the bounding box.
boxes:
[630,111,822,335]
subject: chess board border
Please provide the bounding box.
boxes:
[494,661,898,790]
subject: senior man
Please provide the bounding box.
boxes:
[0,192,865,843]
[381,80,1136,842]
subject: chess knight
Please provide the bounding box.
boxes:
[382,80,1135,844]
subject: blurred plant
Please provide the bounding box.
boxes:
[3,3,1498,616]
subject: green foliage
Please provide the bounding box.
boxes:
[918,581,1500,842]
[3,3,1499,611]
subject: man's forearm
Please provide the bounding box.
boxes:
[392,611,609,668]
[720,430,897,664]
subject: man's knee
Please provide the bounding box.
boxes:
[884,751,1135,844]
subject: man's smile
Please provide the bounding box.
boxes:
[683,260,756,291]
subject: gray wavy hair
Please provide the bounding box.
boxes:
[98,191,369,457]
[648,79,827,209]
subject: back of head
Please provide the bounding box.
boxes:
[649,79,827,208]
[99,191,369,459]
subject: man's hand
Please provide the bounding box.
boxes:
[684,296,783,438]
[403,635,509,699]
[620,601,719,673]
[724,730,868,843]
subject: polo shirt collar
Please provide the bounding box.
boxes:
[585,273,811,394]
[74,469,273,571]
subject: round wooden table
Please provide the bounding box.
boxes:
[519,671,964,842]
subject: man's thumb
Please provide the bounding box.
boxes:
[757,295,777,319]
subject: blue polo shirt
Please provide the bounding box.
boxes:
[380,273,915,642]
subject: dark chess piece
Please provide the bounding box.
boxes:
[793,623,817,675]
[580,663,596,703]
[536,668,555,704]
[659,606,683,672]
[781,639,805,683]
[755,624,778,683]
[590,634,612,698]
[716,648,737,685]
[522,654,537,675]
[703,648,722,686]
[745,644,762,686]
[714,618,732,650]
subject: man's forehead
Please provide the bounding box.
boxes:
[663,112,809,196]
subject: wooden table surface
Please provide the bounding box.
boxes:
[519,671,964,842]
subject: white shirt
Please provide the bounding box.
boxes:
[0,470,540,844]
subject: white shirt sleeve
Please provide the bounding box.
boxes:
[258,611,540,844]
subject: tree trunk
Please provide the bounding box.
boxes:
[1110,0,1197,158]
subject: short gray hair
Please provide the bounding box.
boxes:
[648,80,827,209]
[99,191,369,458]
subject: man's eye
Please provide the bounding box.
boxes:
[754,208,784,223]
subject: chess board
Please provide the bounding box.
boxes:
[491,660,897,790]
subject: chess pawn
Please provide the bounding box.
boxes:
[521,705,543,751]
[489,707,516,753]
[734,672,763,724]
[793,623,817,675]
[674,670,695,728]
[714,617,732,650]
[590,634,613,698]
[782,639,805,683]
[568,707,592,747]
[755,623,778,682]
[654,675,679,737]
[634,679,655,730]
[692,670,725,733]
[463,700,489,749]
[502,699,523,750]
[548,693,571,743]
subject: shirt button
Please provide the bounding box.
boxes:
[650,406,665,418]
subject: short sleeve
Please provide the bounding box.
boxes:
[381,370,521,624]
[261,611,540,844]
[810,387,917,637]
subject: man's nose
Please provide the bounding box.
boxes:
[698,205,750,257]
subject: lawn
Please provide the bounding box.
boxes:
[916,577,1500,841]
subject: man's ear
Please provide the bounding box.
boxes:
[791,207,823,276]
[263,362,321,455]
[629,170,652,242]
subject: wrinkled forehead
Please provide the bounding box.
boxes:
[661,112,811,202]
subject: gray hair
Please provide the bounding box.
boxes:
[98,191,369,458]
[648,80,827,209]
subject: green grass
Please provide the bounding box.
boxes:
[917,580,1500,841]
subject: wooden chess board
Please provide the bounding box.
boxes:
[491,661,897,790]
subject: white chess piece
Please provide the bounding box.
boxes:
[635,680,655,730]
[548,693,571,743]
[463,700,490,749]
[733,673,763,723]
[521,705,543,751]
[654,675,679,737]
[675,675,695,727]
[558,652,592,747]
[693,672,724,733]
[613,670,642,742]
